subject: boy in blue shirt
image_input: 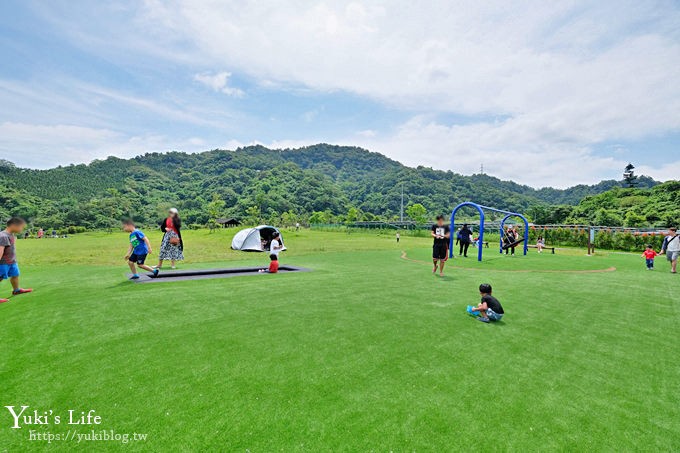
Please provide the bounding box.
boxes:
[122,220,159,280]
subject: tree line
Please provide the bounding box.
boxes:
[0,145,673,232]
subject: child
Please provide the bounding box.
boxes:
[466,283,504,323]
[264,232,283,273]
[642,245,658,270]
[122,220,158,280]
[0,217,33,303]
[537,236,545,253]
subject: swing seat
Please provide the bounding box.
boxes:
[502,238,525,250]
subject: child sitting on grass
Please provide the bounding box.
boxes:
[467,283,504,323]
[0,217,33,303]
[122,220,158,280]
[642,245,658,270]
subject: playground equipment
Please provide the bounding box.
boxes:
[132,265,310,283]
[450,202,529,261]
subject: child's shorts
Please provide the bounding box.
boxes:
[0,263,20,279]
[487,308,503,321]
[129,254,147,265]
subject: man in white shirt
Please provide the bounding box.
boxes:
[660,227,679,274]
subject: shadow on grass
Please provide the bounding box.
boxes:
[108,280,138,289]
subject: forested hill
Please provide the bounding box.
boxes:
[0,144,662,229]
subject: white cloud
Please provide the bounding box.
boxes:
[193,71,244,97]
[118,1,680,183]
[12,1,680,186]
[637,161,680,184]
[132,1,680,126]
[357,129,377,138]
[349,115,680,188]
[0,122,207,169]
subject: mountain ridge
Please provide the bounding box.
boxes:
[0,144,663,229]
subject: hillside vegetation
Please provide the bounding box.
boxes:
[0,145,670,229]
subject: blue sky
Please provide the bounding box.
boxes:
[0,0,678,188]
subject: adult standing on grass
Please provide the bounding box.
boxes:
[431,215,450,277]
[458,223,473,257]
[157,208,184,270]
[660,227,679,274]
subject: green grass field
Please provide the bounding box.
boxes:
[1,229,679,451]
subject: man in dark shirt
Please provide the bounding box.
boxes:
[458,224,473,257]
[467,283,504,323]
[431,215,451,277]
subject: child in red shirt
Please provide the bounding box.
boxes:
[642,245,658,270]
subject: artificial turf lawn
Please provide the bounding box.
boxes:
[1,229,679,451]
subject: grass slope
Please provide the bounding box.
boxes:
[1,230,678,451]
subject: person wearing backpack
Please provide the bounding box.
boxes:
[660,227,679,274]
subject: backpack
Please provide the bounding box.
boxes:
[663,234,679,251]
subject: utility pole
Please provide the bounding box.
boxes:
[400,183,404,222]
[480,163,484,174]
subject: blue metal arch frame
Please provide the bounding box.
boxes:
[449,202,530,261]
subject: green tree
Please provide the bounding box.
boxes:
[245,206,261,225]
[624,211,646,227]
[623,163,638,188]
[405,203,428,224]
[281,210,298,227]
[0,159,15,168]
[309,211,328,224]
[594,209,623,227]
[345,207,360,224]
[206,195,226,231]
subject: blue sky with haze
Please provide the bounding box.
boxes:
[0,0,678,188]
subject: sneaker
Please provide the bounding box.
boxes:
[153,269,160,277]
[478,317,490,323]
[0,298,9,303]
[129,274,140,280]
[12,288,32,295]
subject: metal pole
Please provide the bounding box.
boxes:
[400,184,404,222]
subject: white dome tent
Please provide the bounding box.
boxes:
[231,225,286,252]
